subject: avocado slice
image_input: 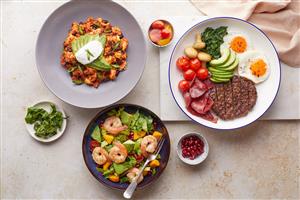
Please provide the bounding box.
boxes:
[210,76,231,83]
[123,140,135,153]
[208,67,233,74]
[209,48,230,66]
[221,57,239,71]
[212,73,234,79]
[217,49,236,68]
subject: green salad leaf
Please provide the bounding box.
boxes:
[113,156,137,175]
[25,104,64,139]
[71,34,106,54]
[201,26,228,59]
[123,140,135,153]
[134,138,142,155]
[120,176,129,183]
[91,125,101,143]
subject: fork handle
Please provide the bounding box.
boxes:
[123,159,151,199]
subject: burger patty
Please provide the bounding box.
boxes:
[210,76,257,120]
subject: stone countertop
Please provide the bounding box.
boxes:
[1,1,299,199]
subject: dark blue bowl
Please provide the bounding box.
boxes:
[82,104,171,190]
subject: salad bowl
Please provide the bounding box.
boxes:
[82,104,170,190]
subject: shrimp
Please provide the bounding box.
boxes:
[103,116,127,135]
[92,147,110,165]
[108,142,128,164]
[141,135,158,157]
[127,167,143,184]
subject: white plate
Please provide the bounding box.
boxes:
[168,17,281,130]
[25,101,67,142]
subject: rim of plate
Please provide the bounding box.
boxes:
[82,103,171,190]
[168,16,281,131]
[25,101,67,142]
[35,0,147,108]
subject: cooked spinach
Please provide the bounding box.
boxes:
[25,104,64,139]
[201,26,228,59]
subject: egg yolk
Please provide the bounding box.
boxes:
[230,36,247,53]
[250,59,267,77]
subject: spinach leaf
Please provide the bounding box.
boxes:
[201,26,228,59]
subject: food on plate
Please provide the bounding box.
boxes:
[210,76,257,120]
[174,24,267,123]
[221,31,251,54]
[184,47,198,58]
[201,26,228,59]
[208,47,239,83]
[90,108,163,184]
[148,20,174,46]
[25,104,64,139]
[193,33,206,49]
[238,50,270,83]
[181,135,204,160]
[61,17,128,88]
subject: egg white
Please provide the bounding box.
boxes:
[238,50,270,84]
[220,31,252,54]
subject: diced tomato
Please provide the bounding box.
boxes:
[90,140,100,151]
[151,20,165,29]
[189,58,201,71]
[178,80,190,93]
[176,56,190,71]
[183,69,196,81]
[196,68,209,80]
[161,29,171,39]
[149,29,162,43]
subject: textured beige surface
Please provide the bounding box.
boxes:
[1,1,299,199]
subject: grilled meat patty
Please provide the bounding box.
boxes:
[210,76,257,120]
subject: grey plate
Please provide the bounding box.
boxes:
[36,0,146,108]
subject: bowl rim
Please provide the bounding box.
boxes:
[82,103,171,190]
[24,101,67,143]
[176,132,209,165]
[35,0,147,108]
[148,19,174,48]
[168,16,281,131]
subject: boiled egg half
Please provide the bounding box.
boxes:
[238,50,270,84]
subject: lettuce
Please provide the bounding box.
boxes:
[91,125,101,143]
[113,157,136,175]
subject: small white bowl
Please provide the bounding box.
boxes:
[25,101,67,143]
[176,133,209,165]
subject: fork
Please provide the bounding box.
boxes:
[123,138,165,199]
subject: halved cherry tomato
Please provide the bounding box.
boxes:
[190,58,201,72]
[161,29,171,39]
[196,67,209,80]
[183,69,196,81]
[149,29,162,43]
[176,56,190,71]
[151,20,165,29]
[90,140,100,151]
[178,80,190,93]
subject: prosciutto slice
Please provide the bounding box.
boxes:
[183,92,192,107]
[191,95,208,114]
[189,79,207,98]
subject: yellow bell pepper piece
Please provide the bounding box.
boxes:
[102,162,111,171]
[152,131,163,140]
[149,159,160,168]
[157,37,171,46]
[108,175,119,183]
[103,134,114,144]
[133,131,146,140]
[143,167,151,176]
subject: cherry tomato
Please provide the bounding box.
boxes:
[89,140,100,151]
[178,80,190,93]
[149,29,162,43]
[176,56,190,71]
[161,29,171,39]
[189,58,201,71]
[183,69,196,81]
[196,67,209,80]
[151,20,165,29]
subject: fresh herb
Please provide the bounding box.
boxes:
[151,168,157,176]
[25,104,64,139]
[112,64,120,69]
[201,26,228,59]
[72,79,83,85]
[91,125,101,143]
[78,25,84,35]
[85,49,94,61]
[112,41,120,51]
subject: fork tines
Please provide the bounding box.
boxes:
[154,137,165,156]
